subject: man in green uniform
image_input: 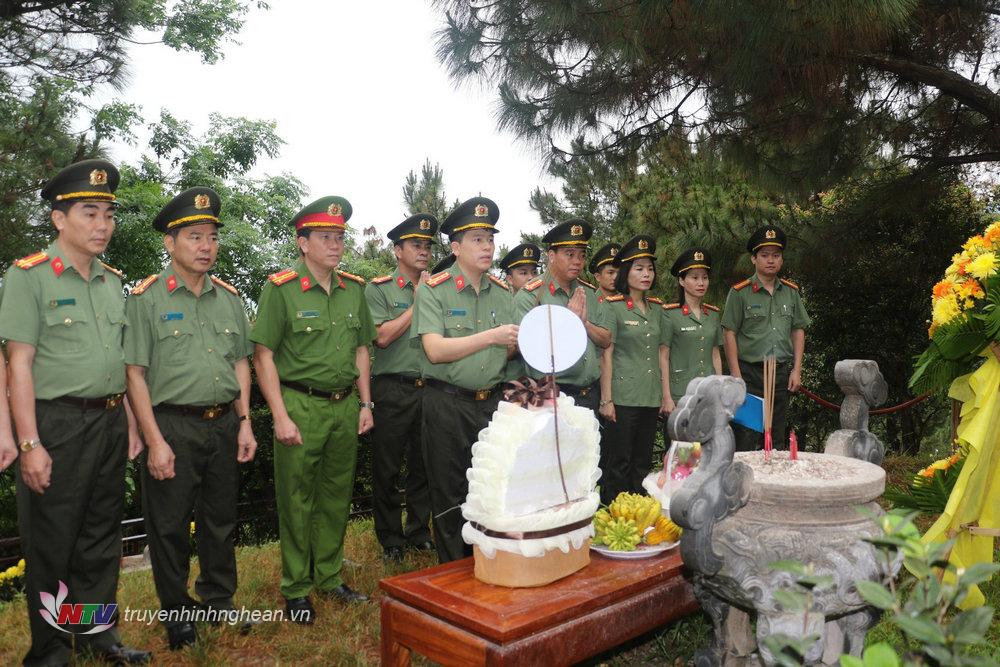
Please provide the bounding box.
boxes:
[514,220,610,412]
[366,214,438,562]
[0,160,150,666]
[124,188,257,650]
[412,197,518,562]
[498,243,540,292]
[721,226,810,452]
[588,242,620,304]
[251,196,376,622]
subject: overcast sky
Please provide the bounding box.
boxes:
[104,1,556,249]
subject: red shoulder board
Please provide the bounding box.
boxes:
[211,275,239,296]
[488,274,509,290]
[371,275,392,284]
[524,277,544,292]
[14,251,49,270]
[647,296,663,305]
[704,303,720,312]
[605,294,625,302]
[131,274,159,296]
[427,271,452,287]
[577,278,596,290]
[733,279,751,291]
[663,302,681,310]
[338,270,366,285]
[99,261,124,279]
[780,278,800,290]
[269,269,298,286]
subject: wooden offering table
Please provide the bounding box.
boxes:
[379,550,698,666]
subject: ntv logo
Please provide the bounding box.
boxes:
[39,581,116,634]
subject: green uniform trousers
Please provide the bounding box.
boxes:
[420,384,500,563]
[734,359,792,452]
[274,386,359,598]
[599,405,658,506]
[371,377,432,549]
[17,400,126,667]
[141,409,239,624]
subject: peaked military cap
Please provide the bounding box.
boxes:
[615,235,656,265]
[41,159,119,206]
[152,187,222,233]
[431,253,456,274]
[499,243,540,273]
[747,225,786,253]
[291,196,352,232]
[589,242,621,274]
[440,197,498,237]
[671,247,712,276]
[541,219,592,248]
[388,213,439,244]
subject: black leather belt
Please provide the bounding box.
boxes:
[280,380,353,401]
[425,379,498,402]
[376,373,425,388]
[155,402,232,420]
[45,393,124,411]
[560,382,596,398]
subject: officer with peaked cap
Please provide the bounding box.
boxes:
[251,196,377,621]
[0,159,151,665]
[498,243,540,292]
[589,242,621,303]
[124,187,257,649]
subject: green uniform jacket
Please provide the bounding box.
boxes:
[124,268,252,406]
[411,268,515,390]
[0,241,127,399]
[250,261,376,391]
[365,268,422,377]
[604,295,663,408]
[513,273,607,386]
[720,274,811,363]
[661,302,723,403]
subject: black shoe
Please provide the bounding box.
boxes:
[166,621,197,650]
[409,540,435,551]
[383,545,405,562]
[319,583,369,604]
[98,643,153,664]
[284,596,315,625]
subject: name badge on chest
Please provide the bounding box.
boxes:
[446,308,467,317]
[393,301,411,309]
[680,325,697,332]
[160,312,183,321]
[48,298,76,308]
[624,320,640,326]
[296,310,320,319]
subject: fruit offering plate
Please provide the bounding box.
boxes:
[591,540,679,559]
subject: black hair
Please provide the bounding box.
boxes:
[296,228,312,239]
[448,230,466,245]
[613,258,657,295]
[51,201,73,215]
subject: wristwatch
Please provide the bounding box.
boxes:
[599,399,613,407]
[19,439,40,453]
[359,401,375,410]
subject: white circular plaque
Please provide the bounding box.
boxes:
[517,304,587,373]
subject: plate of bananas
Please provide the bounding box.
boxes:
[590,492,681,559]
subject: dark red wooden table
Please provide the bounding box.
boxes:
[379,550,698,666]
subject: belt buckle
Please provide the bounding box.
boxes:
[474,389,490,401]
[203,406,221,420]
[105,394,123,410]
[579,386,590,397]
[332,391,345,401]
[415,378,425,388]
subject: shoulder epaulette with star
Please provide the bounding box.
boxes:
[372,275,392,284]
[705,303,720,312]
[269,269,298,286]
[733,279,751,291]
[663,302,681,310]
[426,271,452,287]
[524,277,544,292]
[14,251,49,270]
[488,275,509,290]
[648,296,663,305]
[578,278,596,290]
[130,274,159,296]
[99,261,124,279]
[780,278,800,290]
[211,275,239,296]
[337,270,366,285]
[605,294,625,302]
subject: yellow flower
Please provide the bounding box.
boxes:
[966,252,998,281]
[189,521,196,536]
[985,221,1000,246]
[16,559,24,572]
[963,235,988,253]
[932,293,961,328]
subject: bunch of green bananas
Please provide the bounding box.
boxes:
[600,516,642,551]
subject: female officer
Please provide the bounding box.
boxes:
[598,235,663,504]
[660,247,723,414]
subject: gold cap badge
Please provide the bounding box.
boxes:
[524,248,533,258]
[765,229,777,239]
[638,239,649,250]
[474,204,488,217]
[194,194,211,210]
[328,203,342,216]
[610,247,617,256]
[694,251,704,261]
[570,224,583,236]
[419,218,431,230]
[90,169,108,186]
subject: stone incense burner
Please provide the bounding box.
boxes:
[667,373,899,666]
